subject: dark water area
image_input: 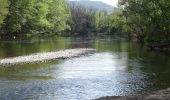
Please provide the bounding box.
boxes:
[0,37,170,100]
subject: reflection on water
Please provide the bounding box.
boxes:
[0,37,170,100]
[55,52,128,79]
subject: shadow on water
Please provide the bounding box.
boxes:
[0,37,170,100]
[0,62,60,80]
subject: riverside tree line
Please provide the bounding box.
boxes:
[0,0,70,38]
[0,0,170,45]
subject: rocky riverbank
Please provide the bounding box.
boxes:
[95,88,170,100]
[0,48,96,67]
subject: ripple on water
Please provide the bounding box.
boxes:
[0,52,165,100]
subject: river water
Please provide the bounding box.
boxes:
[0,37,170,100]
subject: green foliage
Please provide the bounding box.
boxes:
[69,4,96,35]
[1,0,169,42]
[92,10,127,34]
[1,0,70,38]
[118,0,170,43]
[68,2,125,36]
[33,0,52,29]
[93,11,109,32]
[0,0,8,27]
[110,11,126,34]
[48,0,71,33]
[5,0,36,33]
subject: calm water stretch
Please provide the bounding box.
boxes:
[0,37,170,100]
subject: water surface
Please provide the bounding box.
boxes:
[0,37,170,100]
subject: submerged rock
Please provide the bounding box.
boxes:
[95,88,170,100]
[0,48,96,67]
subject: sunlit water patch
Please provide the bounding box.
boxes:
[0,38,170,100]
[0,52,153,100]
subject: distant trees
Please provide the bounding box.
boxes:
[67,0,170,42]
[0,0,169,43]
[93,11,109,33]
[0,0,130,38]
[68,3,95,36]
[68,3,118,36]
[109,11,126,34]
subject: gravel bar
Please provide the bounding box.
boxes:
[0,48,96,67]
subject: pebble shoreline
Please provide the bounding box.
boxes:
[0,48,96,67]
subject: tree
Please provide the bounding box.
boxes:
[48,0,71,34]
[4,0,36,34]
[29,0,52,33]
[119,0,170,43]
[0,0,8,28]
[69,3,96,35]
[3,0,71,37]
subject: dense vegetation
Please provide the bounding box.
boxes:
[0,0,8,28]
[0,0,169,46]
[0,0,70,38]
[68,3,116,36]
[0,0,117,38]
[118,0,170,44]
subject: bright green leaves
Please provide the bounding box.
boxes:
[0,0,8,27]
[32,0,52,29]
[5,0,36,33]
[1,0,70,37]
[48,0,71,33]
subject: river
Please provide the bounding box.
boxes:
[0,37,170,100]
